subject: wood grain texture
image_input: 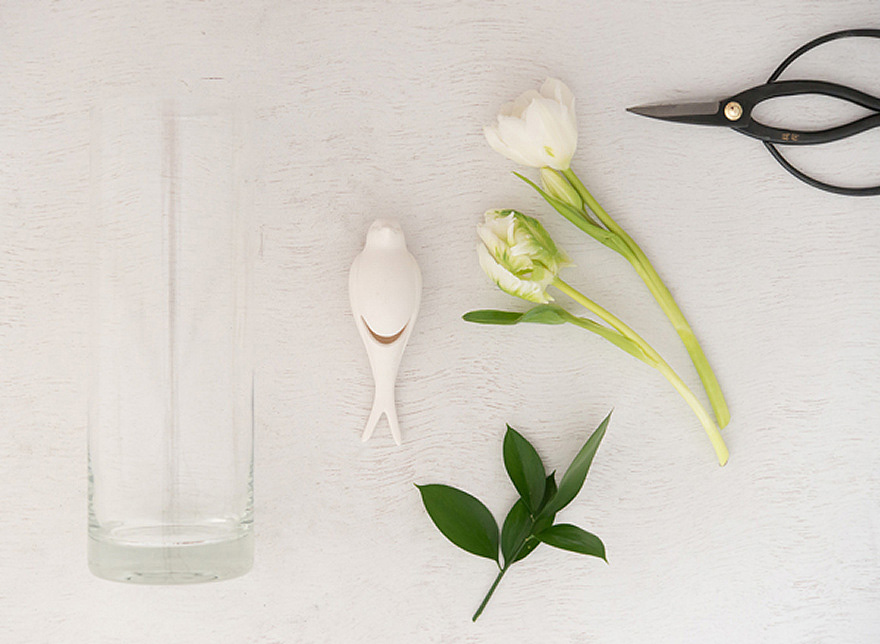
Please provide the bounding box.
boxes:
[2,1,880,642]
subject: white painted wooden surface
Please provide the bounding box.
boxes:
[3,1,880,642]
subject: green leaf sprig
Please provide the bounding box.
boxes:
[416,413,610,621]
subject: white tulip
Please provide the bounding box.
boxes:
[484,78,578,171]
[477,209,570,304]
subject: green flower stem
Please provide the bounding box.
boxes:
[472,565,509,622]
[560,168,731,429]
[553,278,729,466]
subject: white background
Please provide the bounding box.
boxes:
[3,1,880,642]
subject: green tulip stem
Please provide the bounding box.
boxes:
[560,168,730,429]
[553,278,729,466]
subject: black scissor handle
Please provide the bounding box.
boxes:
[729,79,880,145]
[767,28,880,83]
[758,29,880,196]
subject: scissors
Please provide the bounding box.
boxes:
[627,29,880,196]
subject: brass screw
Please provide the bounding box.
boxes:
[724,101,743,121]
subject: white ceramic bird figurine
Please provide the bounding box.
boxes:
[349,219,422,444]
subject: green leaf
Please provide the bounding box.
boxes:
[503,426,546,514]
[511,472,558,564]
[416,484,499,562]
[512,535,541,563]
[561,313,654,365]
[537,524,606,562]
[513,171,627,256]
[464,305,571,327]
[500,499,532,566]
[533,472,557,534]
[539,471,557,509]
[541,412,610,518]
[462,309,524,325]
[513,172,601,231]
[464,306,651,365]
[520,304,568,325]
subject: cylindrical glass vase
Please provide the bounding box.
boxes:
[88,99,254,583]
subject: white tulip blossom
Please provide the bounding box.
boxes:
[484,78,578,170]
[477,209,570,304]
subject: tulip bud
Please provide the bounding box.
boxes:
[477,209,570,304]
[540,167,583,211]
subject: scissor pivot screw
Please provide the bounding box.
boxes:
[724,101,743,121]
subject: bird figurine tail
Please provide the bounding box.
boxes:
[362,373,400,445]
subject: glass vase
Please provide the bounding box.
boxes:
[88,98,254,583]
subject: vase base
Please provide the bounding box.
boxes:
[88,527,253,584]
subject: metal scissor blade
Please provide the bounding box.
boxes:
[627,101,723,125]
